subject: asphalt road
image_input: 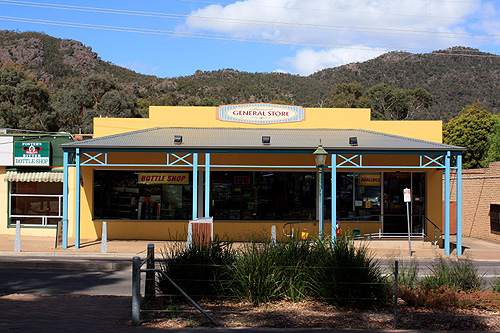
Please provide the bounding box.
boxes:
[0,268,134,295]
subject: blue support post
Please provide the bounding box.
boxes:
[331,154,337,241]
[456,154,463,256]
[192,153,198,219]
[318,165,324,238]
[75,148,81,249]
[63,151,68,249]
[204,153,210,218]
[444,151,451,256]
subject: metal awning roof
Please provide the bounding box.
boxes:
[60,127,465,152]
[5,170,63,182]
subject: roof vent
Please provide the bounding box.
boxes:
[349,137,358,146]
[174,135,182,144]
[262,136,271,145]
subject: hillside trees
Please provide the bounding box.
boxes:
[53,75,139,133]
[0,63,57,131]
[443,102,496,169]
[324,82,433,120]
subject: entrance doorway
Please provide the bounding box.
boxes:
[383,172,425,235]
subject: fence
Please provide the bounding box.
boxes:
[131,243,401,328]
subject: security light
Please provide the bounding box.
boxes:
[174,135,182,144]
[349,137,358,146]
[262,136,271,144]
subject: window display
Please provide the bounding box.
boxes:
[211,171,316,220]
[336,172,381,222]
[10,182,63,226]
[94,170,193,220]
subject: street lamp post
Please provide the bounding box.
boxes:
[313,141,328,239]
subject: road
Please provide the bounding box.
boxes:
[0,267,134,295]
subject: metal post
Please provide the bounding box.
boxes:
[192,153,198,219]
[145,243,155,301]
[204,153,211,218]
[63,150,68,249]
[101,222,107,253]
[456,154,463,256]
[271,225,276,245]
[394,260,398,328]
[331,154,337,241]
[319,165,324,238]
[444,151,451,255]
[406,201,412,257]
[187,222,193,248]
[14,220,21,252]
[75,148,81,249]
[132,256,141,326]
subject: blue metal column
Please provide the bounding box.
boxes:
[204,153,210,218]
[75,148,81,249]
[444,151,451,255]
[62,151,69,249]
[331,154,337,241]
[318,165,324,238]
[192,153,198,219]
[456,154,463,256]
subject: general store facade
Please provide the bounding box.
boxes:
[60,105,465,255]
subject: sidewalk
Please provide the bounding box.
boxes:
[1,234,500,264]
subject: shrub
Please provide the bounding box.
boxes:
[492,275,500,293]
[421,257,483,292]
[392,259,419,290]
[158,237,234,299]
[308,236,389,306]
[226,237,311,305]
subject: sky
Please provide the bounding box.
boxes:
[0,0,499,78]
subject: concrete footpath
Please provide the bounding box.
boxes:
[1,234,500,331]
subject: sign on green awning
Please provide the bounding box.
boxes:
[14,142,50,166]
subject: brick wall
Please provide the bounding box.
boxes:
[448,161,500,243]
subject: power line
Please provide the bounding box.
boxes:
[0,0,498,41]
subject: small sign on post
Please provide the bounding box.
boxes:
[404,188,412,257]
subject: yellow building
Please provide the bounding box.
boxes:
[60,104,465,254]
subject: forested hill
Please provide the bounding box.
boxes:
[1,30,500,122]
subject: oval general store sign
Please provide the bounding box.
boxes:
[217,104,305,124]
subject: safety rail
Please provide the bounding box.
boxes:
[131,243,219,327]
[283,214,443,246]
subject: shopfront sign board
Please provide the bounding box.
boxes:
[14,141,50,166]
[138,173,189,184]
[217,104,305,124]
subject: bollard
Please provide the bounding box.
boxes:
[101,221,107,253]
[271,225,276,245]
[187,222,193,248]
[132,256,141,326]
[394,260,398,328]
[145,243,155,301]
[14,220,21,252]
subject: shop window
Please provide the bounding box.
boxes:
[336,172,381,222]
[9,182,63,226]
[491,204,500,234]
[93,170,193,220]
[211,171,316,220]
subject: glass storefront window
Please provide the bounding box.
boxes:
[10,182,63,226]
[211,171,316,220]
[93,171,193,220]
[336,172,381,222]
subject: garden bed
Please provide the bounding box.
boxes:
[140,298,500,330]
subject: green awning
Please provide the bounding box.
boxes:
[5,170,63,182]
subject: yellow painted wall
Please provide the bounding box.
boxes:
[71,106,447,242]
[94,106,443,144]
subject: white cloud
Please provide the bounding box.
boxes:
[284,47,386,76]
[185,0,481,49]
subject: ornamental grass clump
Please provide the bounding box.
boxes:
[421,257,483,292]
[225,237,311,305]
[308,236,389,306]
[158,236,234,299]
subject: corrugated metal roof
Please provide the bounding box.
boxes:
[60,127,464,152]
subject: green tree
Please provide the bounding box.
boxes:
[443,102,495,169]
[0,63,57,131]
[331,82,364,108]
[53,75,138,133]
[485,115,500,164]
